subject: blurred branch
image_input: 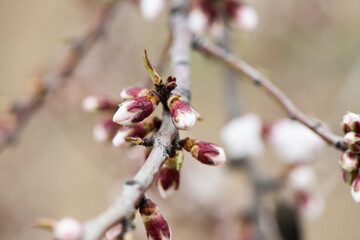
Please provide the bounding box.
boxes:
[193,36,347,152]
[0,0,120,154]
[81,1,192,239]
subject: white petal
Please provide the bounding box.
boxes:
[288,165,316,191]
[174,110,197,130]
[93,124,109,142]
[235,6,258,31]
[351,182,360,203]
[211,146,226,165]
[343,111,360,125]
[300,192,325,220]
[187,8,208,34]
[158,182,176,199]
[140,0,165,20]
[220,113,264,159]
[112,101,136,125]
[81,96,99,112]
[112,130,129,147]
[54,218,82,240]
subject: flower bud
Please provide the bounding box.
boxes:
[106,224,122,240]
[157,150,183,198]
[351,172,360,203]
[112,120,154,147]
[82,96,117,113]
[93,119,119,142]
[226,1,258,31]
[53,218,82,240]
[342,169,358,186]
[167,94,198,130]
[120,87,149,100]
[139,198,171,240]
[182,138,226,166]
[343,132,360,153]
[187,8,208,34]
[113,92,159,126]
[339,151,360,172]
[341,111,360,134]
[140,0,165,20]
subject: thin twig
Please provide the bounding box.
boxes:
[0,1,120,154]
[192,36,347,152]
[81,1,192,240]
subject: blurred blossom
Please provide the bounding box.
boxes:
[220,113,264,159]
[267,119,325,163]
[53,218,82,240]
[295,190,325,220]
[140,0,166,20]
[288,165,316,191]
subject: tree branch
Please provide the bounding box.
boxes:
[81,1,192,239]
[192,36,347,152]
[0,1,120,154]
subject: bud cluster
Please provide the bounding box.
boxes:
[339,112,360,203]
[187,0,258,39]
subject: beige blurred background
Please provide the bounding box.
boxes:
[1,0,360,239]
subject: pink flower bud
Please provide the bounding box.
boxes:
[342,169,358,186]
[82,96,117,113]
[168,94,198,130]
[112,120,154,147]
[120,87,149,100]
[351,172,360,203]
[140,0,166,20]
[157,150,183,198]
[341,111,360,134]
[343,132,360,153]
[93,119,119,142]
[339,151,360,172]
[53,218,82,240]
[183,138,226,166]
[139,198,171,240]
[226,1,258,31]
[113,92,159,126]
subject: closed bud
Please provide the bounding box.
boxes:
[341,111,360,134]
[106,224,122,240]
[53,218,82,240]
[339,151,360,172]
[112,120,154,147]
[182,138,226,166]
[93,119,119,142]
[342,169,358,186]
[343,132,360,153]
[139,198,171,240]
[351,172,360,203]
[120,87,149,100]
[113,92,159,126]
[157,150,184,198]
[167,94,198,130]
[82,96,118,113]
[226,1,258,31]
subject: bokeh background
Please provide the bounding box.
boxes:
[1,0,360,239]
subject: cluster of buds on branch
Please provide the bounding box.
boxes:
[80,50,226,239]
[340,112,360,203]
